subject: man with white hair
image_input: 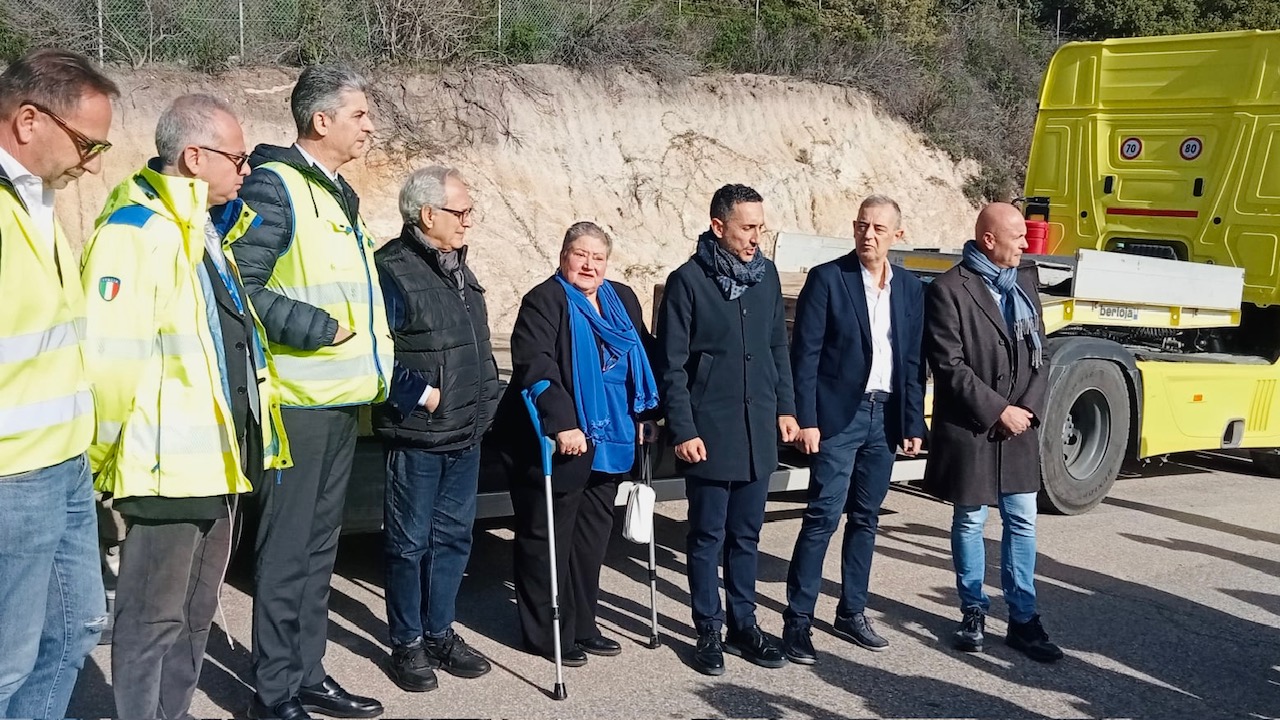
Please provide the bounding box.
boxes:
[81,93,290,719]
[229,65,390,720]
[373,166,498,692]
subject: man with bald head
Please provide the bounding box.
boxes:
[922,202,1063,663]
[82,93,290,717]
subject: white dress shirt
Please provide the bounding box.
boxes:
[293,143,338,182]
[0,145,56,253]
[862,261,894,393]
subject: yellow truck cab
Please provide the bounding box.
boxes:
[1016,29,1280,510]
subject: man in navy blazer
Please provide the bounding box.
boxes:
[781,195,927,664]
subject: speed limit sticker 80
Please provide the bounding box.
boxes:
[1120,137,1142,160]
[1180,137,1203,160]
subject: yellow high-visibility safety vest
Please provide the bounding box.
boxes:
[256,161,392,408]
[0,181,94,477]
[82,165,291,501]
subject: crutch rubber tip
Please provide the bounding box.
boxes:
[552,683,568,701]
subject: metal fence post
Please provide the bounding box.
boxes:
[97,0,104,64]
[497,0,503,50]
[755,0,760,21]
[238,0,245,60]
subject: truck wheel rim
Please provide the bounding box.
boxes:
[1061,388,1110,481]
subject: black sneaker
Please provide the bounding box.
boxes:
[782,624,816,665]
[833,613,888,652]
[425,630,492,678]
[389,640,438,692]
[693,631,726,676]
[724,624,788,669]
[953,607,985,653]
[1006,614,1064,663]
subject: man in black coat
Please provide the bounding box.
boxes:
[656,184,799,676]
[782,195,927,664]
[373,166,498,692]
[923,202,1063,664]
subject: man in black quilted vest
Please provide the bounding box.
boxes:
[372,165,499,692]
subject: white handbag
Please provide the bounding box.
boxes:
[620,480,656,545]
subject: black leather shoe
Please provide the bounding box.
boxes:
[298,677,383,718]
[953,607,985,653]
[576,634,622,657]
[693,631,725,676]
[425,630,492,678]
[554,645,589,667]
[247,697,313,720]
[724,624,787,669]
[782,624,816,665]
[833,613,889,652]
[1006,614,1064,663]
[389,640,439,692]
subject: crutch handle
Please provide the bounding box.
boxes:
[521,379,555,476]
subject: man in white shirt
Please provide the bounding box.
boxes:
[782,195,928,664]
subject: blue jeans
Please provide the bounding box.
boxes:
[0,453,107,718]
[951,491,1038,623]
[383,444,481,646]
[785,397,896,626]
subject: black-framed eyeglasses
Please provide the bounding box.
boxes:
[438,207,474,222]
[198,146,251,172]
[28,102,112,161]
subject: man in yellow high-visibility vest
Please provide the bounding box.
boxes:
[0,49,118,719]
[230,66,390,720]
[82,93,292,720]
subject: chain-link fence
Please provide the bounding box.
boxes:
[0,0,799,68]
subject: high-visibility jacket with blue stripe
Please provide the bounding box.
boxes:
[252,160,392,408]
[82,164,291,501]
[0,174,94,476]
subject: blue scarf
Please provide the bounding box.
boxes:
[961,240,1042,368]
[554,274,660,443]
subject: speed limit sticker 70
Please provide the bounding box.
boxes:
[1120,137,1142,160]
[1180,137,1203,160]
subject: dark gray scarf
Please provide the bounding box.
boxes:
[407,224,467,290]
[694,229,766,301]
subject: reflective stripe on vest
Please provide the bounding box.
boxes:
[0,190,93,476]
[257,162,391,407]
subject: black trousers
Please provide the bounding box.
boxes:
[510,471,619,655]
[251,406,357,707]
[685,474,771,636]
[112,515,232,719]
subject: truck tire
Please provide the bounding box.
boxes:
[1039,359,1131,515]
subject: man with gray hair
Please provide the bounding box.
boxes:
[229,65,389,720]
[781,194,927,664]
[372,165,497,692]
[80,93,289,718]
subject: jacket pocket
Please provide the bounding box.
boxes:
[691,352,714,407]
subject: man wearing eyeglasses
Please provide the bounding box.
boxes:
[80,93,292,719]
[228,65,390,720]
[372,166,498,692]
[0,49,117,720]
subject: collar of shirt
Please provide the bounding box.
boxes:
[293,143,339,182]
[860,259,893,293]
[0,144,56,244]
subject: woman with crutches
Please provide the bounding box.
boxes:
[494,221,661,681]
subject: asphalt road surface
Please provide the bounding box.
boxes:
[72,452,1280,719]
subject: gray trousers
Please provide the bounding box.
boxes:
[251,406,358,706]
[112,515,232,719]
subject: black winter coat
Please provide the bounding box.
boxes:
[655,254,796,484]
[225,144,363,350]
[922,263,1049,506]
[372,231,500,451]
[493,277,659,492]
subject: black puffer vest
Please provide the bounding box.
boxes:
[372,230,500,450]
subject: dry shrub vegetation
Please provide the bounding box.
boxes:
[3,0,1273,199]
